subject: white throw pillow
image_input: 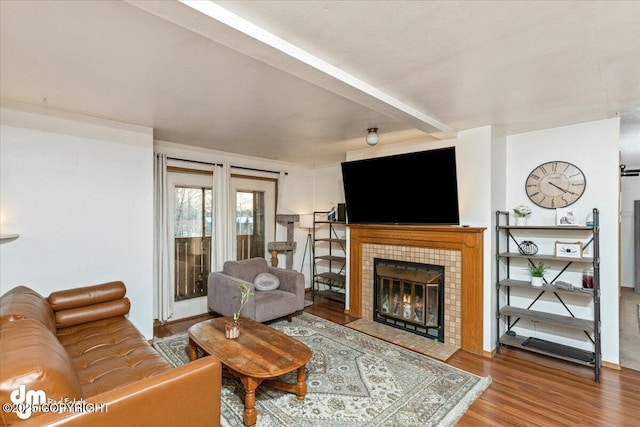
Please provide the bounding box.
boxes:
[254,272,280,291]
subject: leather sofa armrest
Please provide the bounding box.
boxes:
[208,272,256,318]
[16,357,222,427]
[268,267,305,309]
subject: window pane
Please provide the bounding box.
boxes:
[174,186,212,301]
[236,191,253,235]
[174,187,203,237]
[205,189,212,237]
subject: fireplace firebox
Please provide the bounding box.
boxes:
[373,258,445,342]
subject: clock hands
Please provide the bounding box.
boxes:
[548,181,580,196]
[548,182,566,193]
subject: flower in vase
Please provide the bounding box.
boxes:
[232,283,254,327]
[513,205,532,218]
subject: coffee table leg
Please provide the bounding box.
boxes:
[240,377,259,427]
[296,365,307,400]
[188,337,198,361]
[261,365,308,400]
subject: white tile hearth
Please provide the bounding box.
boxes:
[346,317,459,361]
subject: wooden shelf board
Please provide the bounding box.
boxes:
[500,306,594,332]
[315,237,346,244]
[315,272,346,285]
[500,334,595,366]
[315,255,346,263]
[499,252,594,263]
[498,225,593,231]
[315,289,345,303]
[499,279,594,296]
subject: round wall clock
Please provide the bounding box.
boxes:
[525,161,586,209]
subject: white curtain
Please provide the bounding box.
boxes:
[213,164,232,271]
[153,153,172,323]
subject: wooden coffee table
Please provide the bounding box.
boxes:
[188,317,312,427]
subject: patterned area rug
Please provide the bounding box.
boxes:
[153,313,490,426]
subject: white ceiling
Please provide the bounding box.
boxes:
[1,0,639,167]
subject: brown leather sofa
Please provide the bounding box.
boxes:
[0,282,221,426]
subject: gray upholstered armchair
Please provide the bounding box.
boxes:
[208,257,305,323]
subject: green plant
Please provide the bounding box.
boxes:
[513,204,532,218]
[232,283,254,327]
[528,262,549,278]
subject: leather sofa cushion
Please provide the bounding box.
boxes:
[54,298,130,329]
[56,316,172,397]
[0,319,83,426]
[48,281,126,311]
[223,257,268,283]
[0,286,56,334]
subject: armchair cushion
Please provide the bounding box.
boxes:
[222,258,268,282]
[254,272,280,291]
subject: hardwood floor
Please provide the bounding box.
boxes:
[154,296,640,426]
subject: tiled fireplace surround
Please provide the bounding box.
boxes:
[363,244,461,346]
[347,224,485,356]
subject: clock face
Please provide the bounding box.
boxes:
[525,161,586,209]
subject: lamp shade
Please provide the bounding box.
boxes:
[299,213,314,229]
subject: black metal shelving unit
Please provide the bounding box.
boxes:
[312,211,346,304]
[495,208,601,382]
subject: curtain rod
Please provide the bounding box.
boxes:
[167,157,223,167]
[166,157,286,175]
[232,165,288,176]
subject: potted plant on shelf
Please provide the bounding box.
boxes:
[528,262,549,287]
[513,205,532,226]
[226,283,254,339]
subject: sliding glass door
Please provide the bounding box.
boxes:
[230,176,276,261]
[168,171,212,319]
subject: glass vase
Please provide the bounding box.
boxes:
[515,216,527,226]
[225,322,240,339]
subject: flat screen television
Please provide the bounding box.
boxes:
[341,147,460,225]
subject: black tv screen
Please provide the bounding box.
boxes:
[341,147,460,225]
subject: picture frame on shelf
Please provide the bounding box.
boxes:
[556,207,579,226]
[554,241,583,258]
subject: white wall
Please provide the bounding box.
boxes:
[620,176,639,288]
[344,126,498,351]
[620,119,640,288]
[0,103,154,338]
[490,127,508,353]
[506,118,620,364]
